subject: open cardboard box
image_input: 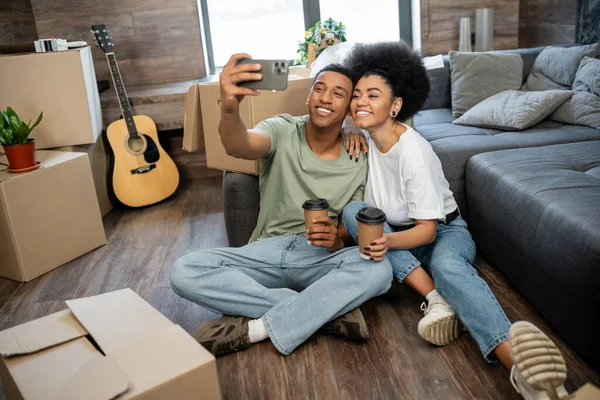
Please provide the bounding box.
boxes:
[0,289,221,400]
[183,71,313,175]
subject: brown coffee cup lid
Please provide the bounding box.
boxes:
[356,207,386,224]
[302,198,329,210]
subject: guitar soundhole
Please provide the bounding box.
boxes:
[127,136,145,153]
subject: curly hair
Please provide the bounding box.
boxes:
[344,41,430,122]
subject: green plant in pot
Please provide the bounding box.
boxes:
[0,107,43,172]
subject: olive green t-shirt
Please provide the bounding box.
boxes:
[249,114,368,242]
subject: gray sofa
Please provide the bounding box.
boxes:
[414,45,600,368]
[221,45,600,368]
[414,45,600,219]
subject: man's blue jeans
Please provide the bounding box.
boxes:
[343,201,511,361]
[170,234,393,355]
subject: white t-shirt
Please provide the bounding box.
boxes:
[364,124,458,226]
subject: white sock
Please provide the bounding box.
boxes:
[248,318,269,343]
[425,289,442,303]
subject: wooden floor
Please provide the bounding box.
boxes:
[0,176,598,400]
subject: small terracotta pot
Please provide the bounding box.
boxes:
[3,139,36,170]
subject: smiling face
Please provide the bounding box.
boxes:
[307,71,353,129]
[350,74,401,130]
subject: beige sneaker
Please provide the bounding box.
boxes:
[417,298,462,346]
[509,321,568,400]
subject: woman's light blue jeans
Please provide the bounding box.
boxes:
[170,233,392,355]
[342,201,511,361]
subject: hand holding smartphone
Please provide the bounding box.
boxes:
[236,59,290,91]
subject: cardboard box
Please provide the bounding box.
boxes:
[183,73,313,175]
[568,383,600,399]
[0,46,102,149]
[51,135,113,217]
[0,151,107,282]
[0,289,222,400]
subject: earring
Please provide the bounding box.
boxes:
[390,110,397,118]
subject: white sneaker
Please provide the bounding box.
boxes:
[417,297,461,346]
[509,321,568,400]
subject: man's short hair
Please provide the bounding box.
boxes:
[312,64,354,85]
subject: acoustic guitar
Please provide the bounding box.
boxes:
[92,24,179,207]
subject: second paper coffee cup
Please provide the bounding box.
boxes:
[303,198,329,230]
[356,207,386,260]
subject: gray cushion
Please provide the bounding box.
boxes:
[466,141,600,369]
[449,51,523,117]
[522,44,599,91]
[420,45,576,112]
[421,59,451,111]
[454,90,573,131]
[551,57,600,129]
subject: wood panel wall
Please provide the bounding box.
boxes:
[519,0,577,48]
[420,0,520,55]
[0,0,38,44]
[30,0,207,86]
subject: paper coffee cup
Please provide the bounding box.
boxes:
[356,207,386,260]
[303,198,329,230]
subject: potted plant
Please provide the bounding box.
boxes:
[0,107,43,172]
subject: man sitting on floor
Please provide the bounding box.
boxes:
[170,53,393,356]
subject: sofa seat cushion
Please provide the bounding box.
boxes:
[413,108,600,217]
[465,141,600,368]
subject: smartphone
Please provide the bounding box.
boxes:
[236,59,290,91]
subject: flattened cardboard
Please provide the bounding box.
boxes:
[0,151,107,282]
[183,72,313,175]
[0,289,222,400]
[0,46,102,149]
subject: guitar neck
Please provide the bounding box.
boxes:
[106,53,138,137]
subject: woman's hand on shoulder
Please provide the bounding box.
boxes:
[343,126,369,161]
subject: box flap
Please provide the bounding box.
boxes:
[57,353,129,400]
[65,289,173,355]
[0,310,87,356]
[182,84,202,152]
[108,325,215,399]
[4,337,98,400]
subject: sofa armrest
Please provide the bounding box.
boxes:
[222,171,260,247]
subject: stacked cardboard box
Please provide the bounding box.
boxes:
[0,151,107,282]
[0,46,102,150]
